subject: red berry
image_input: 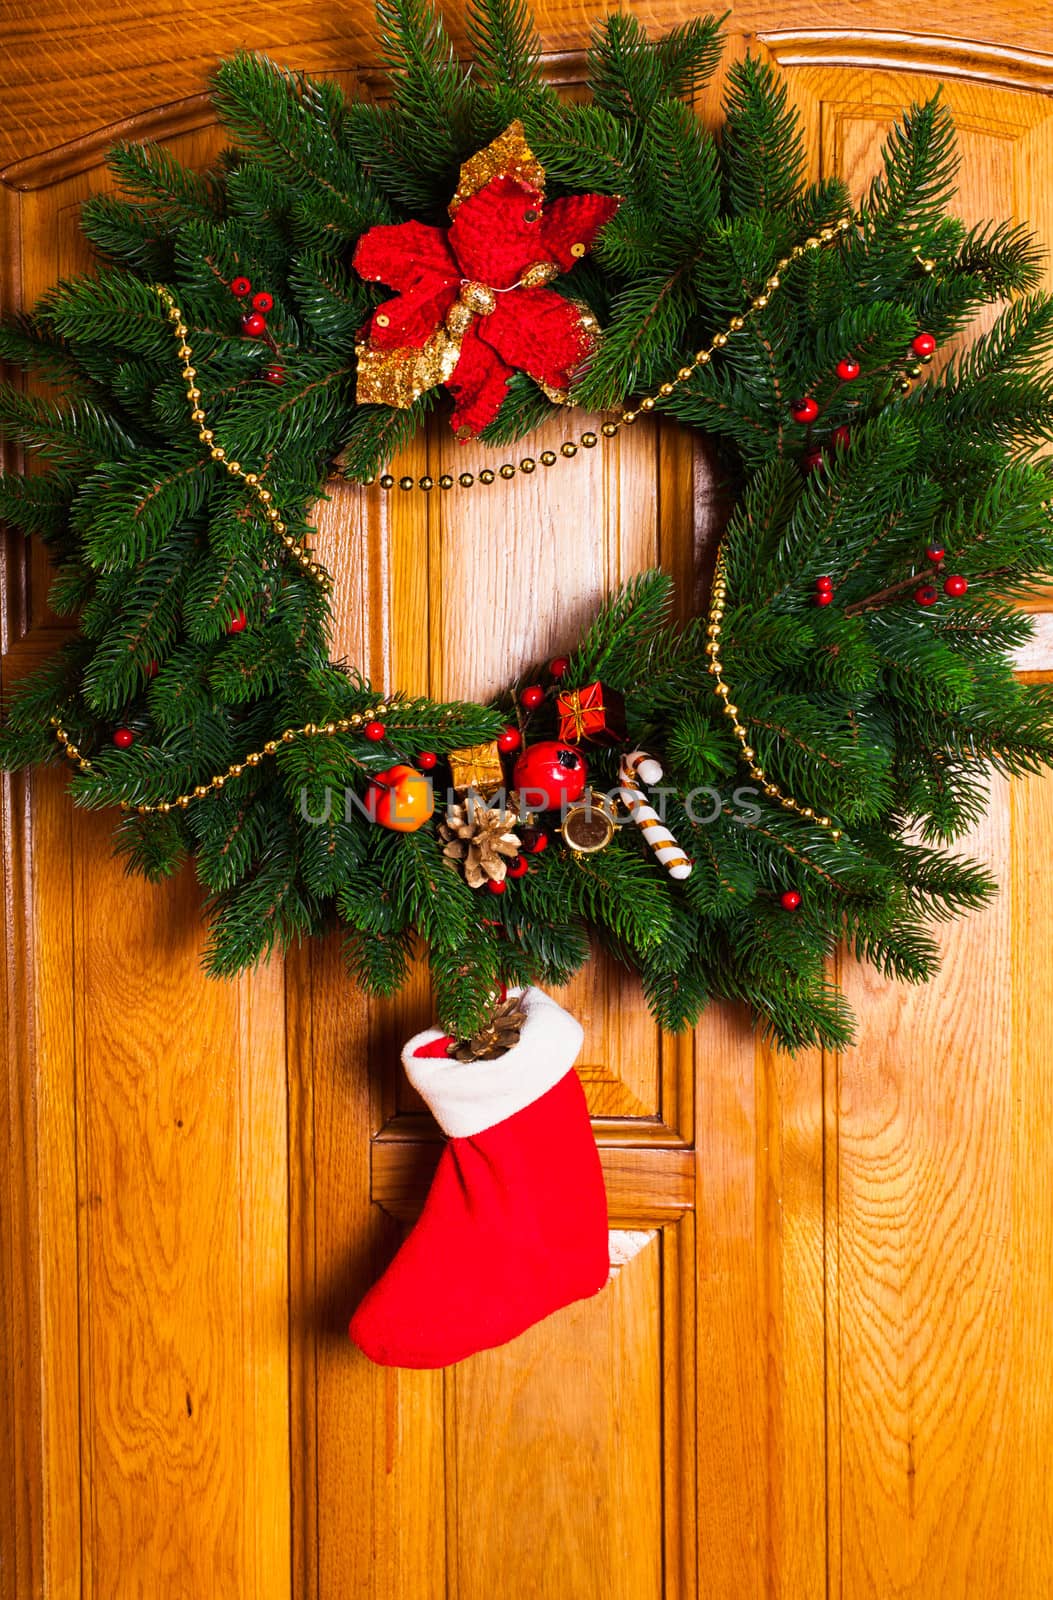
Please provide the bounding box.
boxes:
[548,656,570,679]
[791,396,819,424]
[520,684,545,710]
[780,890,802,911]
[830,425,851,449]
[145,659,159,678]
[112,727,135,749]
[252,291,273,312]
[228,609,247,633]
[497,725,522,753]
[242,312,267,337]
[506,855,529,879]
[801,448,824,473]
[487,878,507,895]
[263,365,285,385]
[364,720,386,742]
[911,332,937,357]
[926,546,946,564]
[816,576,833,591]
[915,585,938,607]
[943,574,968,598]
[417,751,437,770]
[815,590,834,607]
[836,357,861,381]
[231,276,252,297]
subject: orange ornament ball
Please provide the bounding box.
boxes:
[367,764,435,832]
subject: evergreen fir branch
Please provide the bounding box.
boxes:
[212,54,391,238]
[202,830,321,976]
[106,140,221,219]
[430,928,503,1036]
[0,470,74,539]
[652,15,727,102]
[862,94,959,242]
[334,391,437,481]
[477,372,558,445]
[565,836,674,950]
[112,809,190,881]
[0,314,90,384]
[0,385,139,465]
[464,0,554,116]
[566,569,674,687]
[35,270,174,356]
[288,250,374,349]
[79,193,175,278]
[81,529,197,714]
[73,452,210,571]
[372,0,478,170]
[720,55,806,217]
[587,14,724,125]
[343,924,416,995]
[954,218,1045,296]
[523,103,636,196]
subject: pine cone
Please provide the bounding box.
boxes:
[439,799,521,889]
[448,995,528,1062]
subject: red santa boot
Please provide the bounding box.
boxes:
[349,986,610,1368]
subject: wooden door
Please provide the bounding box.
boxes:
[3,3,1052,1596]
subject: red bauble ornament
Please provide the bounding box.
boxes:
[366,764,434,831]
[830,425,851,449]
[926,545,946,564]
[801,448,824,473]
[497,725,522,753]
[364,720,387,741]
[228,609,247,633]
[815,590,834,607]
[519,684,545,710]
[549,656,570,679]
[911,331,937,357]
[506,855,529,879]
[915,585,938,607]
[252,291,273,312]
[791,396,819,423]
[512,742,588,809]
[943,574,968,597]
[263,365,285,385]
[351,126,620,439]
[417,751,438,770]
[816,576,833,591]
[231,276,252,297]
[836,356,860,381]
[780,890,802,911]
[112,727,135,749]
[519,826,549,853]
[242,312,267,336]
[145,659,159,677]
[487,878,508,895]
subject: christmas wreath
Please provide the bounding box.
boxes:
[3,0,1053,1052]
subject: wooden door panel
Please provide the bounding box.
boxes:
[4,8,1053,1600]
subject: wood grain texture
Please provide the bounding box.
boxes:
[3,5,1053,1599]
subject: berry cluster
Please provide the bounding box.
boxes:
[230,275,284,384]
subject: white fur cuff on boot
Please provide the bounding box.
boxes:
[402,986,585,1138]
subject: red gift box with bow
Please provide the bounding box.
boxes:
[556,681,627,746]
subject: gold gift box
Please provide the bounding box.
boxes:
[448,740,505,794]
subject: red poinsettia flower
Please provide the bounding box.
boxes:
[352,123,619,438]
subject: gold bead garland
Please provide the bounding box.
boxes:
[152,284,333,594]
[369,216,856,492]
[50,705,390,815]
[704,549,843,839]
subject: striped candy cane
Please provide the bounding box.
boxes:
[617,750,693,880]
